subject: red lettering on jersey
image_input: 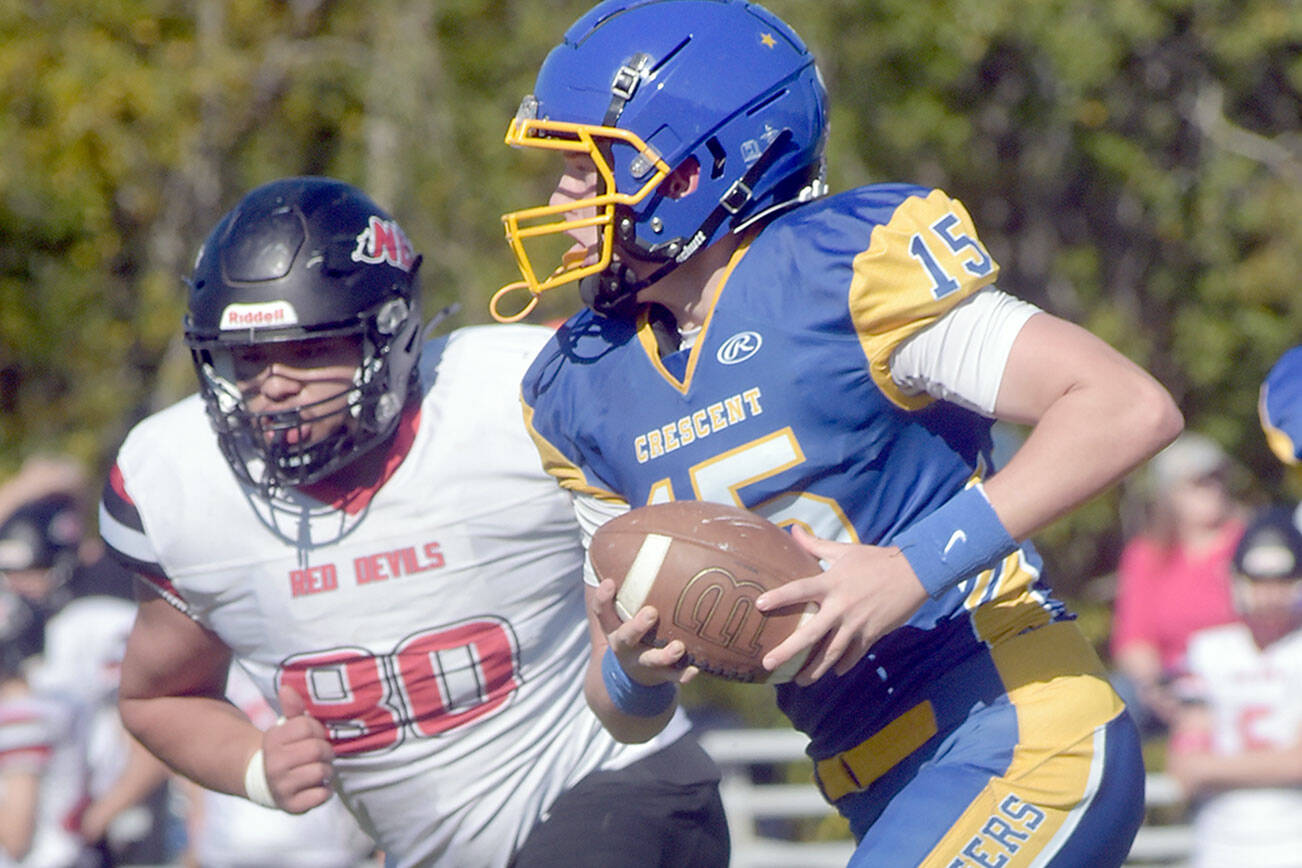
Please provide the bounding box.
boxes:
[354,542,445,585]
[280,619,520,756]
[289,564,339,597]
[383,548,412,577]
[355,554,387,585]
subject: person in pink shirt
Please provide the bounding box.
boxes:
[1111,432,1247,732]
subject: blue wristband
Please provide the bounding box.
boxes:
[601,647,676,718]
[891,484,1019,599]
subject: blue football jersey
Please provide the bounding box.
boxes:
[522,183,1072,759]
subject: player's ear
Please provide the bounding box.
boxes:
[659,157,701,200]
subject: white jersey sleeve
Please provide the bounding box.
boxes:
[889,287,1041,417]
[0,691,96,868]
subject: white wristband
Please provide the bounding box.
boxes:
[243,748,278,809]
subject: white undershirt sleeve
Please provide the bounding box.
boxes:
[889,287,1041,417]
[572,492,631,587]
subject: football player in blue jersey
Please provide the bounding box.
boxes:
[493,1,1185,865]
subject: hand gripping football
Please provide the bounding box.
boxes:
[589,501,820,683]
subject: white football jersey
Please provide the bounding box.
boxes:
[0,689,94,868]
[1183,622,1302,868]
[32,596,140,819]
[100,324,689,867]
[34,595,135,707]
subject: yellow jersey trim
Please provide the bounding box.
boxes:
[520,397,622,501]
[636,235,757,394]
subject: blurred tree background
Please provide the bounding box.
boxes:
[1,0,1300,645]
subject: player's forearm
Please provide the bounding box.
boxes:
[990,372,1180,538]
[0,817,33,862]
[80,738,173,842]
[118,693,261,797]
[0,771,38,859]
[985,316,1182,539]
[583,656,677,743]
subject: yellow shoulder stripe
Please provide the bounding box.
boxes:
[520,397,623,501]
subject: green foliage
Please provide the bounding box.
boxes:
[1,0,1300,598]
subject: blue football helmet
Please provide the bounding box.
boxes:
[185,177,423,493]
[494,0,828,321]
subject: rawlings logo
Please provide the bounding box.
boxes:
[352,216,416,271]
[219,300,298,331]
[717,331,763,365]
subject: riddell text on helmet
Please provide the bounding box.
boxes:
[219,300,299,330]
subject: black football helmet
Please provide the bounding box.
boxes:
[0,492,82,615]
[0,589,42,681]
[185,177,423,493]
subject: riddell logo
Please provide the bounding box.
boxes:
[352,216,415,272]
[220,301,299,330]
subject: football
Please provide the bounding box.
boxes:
[589,501,821,683]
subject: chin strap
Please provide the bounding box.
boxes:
[578,261,674,320]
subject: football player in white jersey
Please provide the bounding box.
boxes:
[101,176,728,867]
[0,589,97,868]
[1168,505,1302,868]
[35,593,179,864]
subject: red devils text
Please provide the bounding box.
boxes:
[289,542,445,598]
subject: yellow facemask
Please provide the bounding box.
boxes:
[493,106,671,323]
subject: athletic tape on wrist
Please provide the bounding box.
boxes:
[601,646,676,718]
[891,484,1018,599]
[243,748,278,810]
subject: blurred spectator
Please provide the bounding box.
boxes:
[1110,432,1247,732]
[0,457,86,529]
[0,492,83,625]
[34,596,174,866]
[1167,505,1302,868]
[0,457,133,602]
[0,589,98,867]
[0,478,175,866]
